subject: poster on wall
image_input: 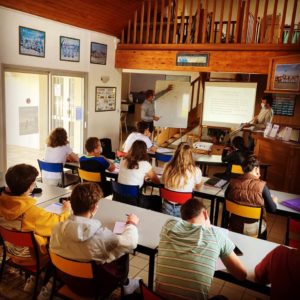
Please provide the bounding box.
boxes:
[19,106,38,135]
[19,26,45,57]
[95,87,116,112]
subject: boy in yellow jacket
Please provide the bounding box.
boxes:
[0,163,71,293]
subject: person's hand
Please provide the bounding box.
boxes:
[153,116,160,121]
[167,84,174,91]
[127,214,139,225]
[62,200,71,212]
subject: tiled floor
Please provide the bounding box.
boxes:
[2,144,287,299]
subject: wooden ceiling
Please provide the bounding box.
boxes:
[0,0,143,38]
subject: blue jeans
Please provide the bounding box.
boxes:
[162,200,181,217]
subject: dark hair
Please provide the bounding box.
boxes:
[137,121,150,134]
[5,164,39,196]
[262,94,273,106]
[232,136,245,150]
[85,137,100,153]
[242,155,260,173]
[125,140,148,169]
[47,127,69,147]
[145,89,154,99]
[70,183,103,215]
[180,198,207,221]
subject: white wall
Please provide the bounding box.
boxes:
[0,6,122,172]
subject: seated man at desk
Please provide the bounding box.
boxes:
[123,121,157,153]
[80,137,116,196]
[155,198,247,300]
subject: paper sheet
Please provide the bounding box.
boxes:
[113,221,126,234]
[44,202,63,214]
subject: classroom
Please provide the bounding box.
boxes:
[0,1,299,300]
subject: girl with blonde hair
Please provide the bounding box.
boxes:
[162,142,202,216]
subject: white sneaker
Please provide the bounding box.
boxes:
[23,275,35,293]
[123,278,141,295]
[37,280,53,300]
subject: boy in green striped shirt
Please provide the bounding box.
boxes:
[156,198,246,300]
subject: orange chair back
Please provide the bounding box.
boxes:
[160,187,192,205]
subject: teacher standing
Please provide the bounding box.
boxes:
[141,84,173,133]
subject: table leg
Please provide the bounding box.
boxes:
[148,252,155,290]
[214,198,220,225]
[209,198,215,224]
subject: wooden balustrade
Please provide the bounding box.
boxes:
[120,0,299,46]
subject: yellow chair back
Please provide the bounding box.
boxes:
[231,164,244,174]
[225,199,262,220]
[50,251,93,279]
[78,168,101,183]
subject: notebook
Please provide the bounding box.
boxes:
[281,198,300,212]
[204,177,228,189]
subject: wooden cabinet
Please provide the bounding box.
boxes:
[254,134,300,194]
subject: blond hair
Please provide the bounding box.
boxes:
[162,142,197,189]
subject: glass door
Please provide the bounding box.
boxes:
[50,75,85,154]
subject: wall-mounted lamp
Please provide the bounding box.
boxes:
[101,76,110,83]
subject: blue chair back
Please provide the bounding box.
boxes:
[112,181,139,198]
[155,152,173,163]
[37,159,63,173]
[112,181,140,206]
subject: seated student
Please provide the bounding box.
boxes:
[80,137,115,197]
[162,142,202,217]
[224,155,277,238]
[0,164,71,295]
[118,140,162,212]
[155,198,247,300]
[255,245,300,300]
[50,182,140,297]
[123,121,157,153]
[214,136,250,180]
[43,127,79,185]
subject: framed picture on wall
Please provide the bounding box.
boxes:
[90,42,107,65]
[95,87,116,112]
[273,63,300,91]
[19,26,45,57]
[60,36,80,62]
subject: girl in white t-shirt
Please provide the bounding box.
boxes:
[118,140,162,211]
[162,142,202,216]
[43,127,78,185]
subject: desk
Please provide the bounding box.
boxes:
[95,198,279,294]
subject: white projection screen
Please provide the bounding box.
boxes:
[203,82,257,128]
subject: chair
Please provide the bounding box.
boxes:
[100,138,115,160]
[285,217,300,249]
[0,226,50,299]
[78,168,101,183]
[160,187,192,205]
[231,164,244,175]
[37,159,80,188]
[112,181,140,206]
[222,199,264,238]
[49,251,123,300]
[139,279,165,300]
[155,152,172,166]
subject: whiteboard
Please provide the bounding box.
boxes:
[154,80,191,128]
[203,82,257,128]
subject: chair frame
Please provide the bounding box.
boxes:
[112,181,140,207]
[78,168,101,183]
[222,199,264,238]
[139,279,166,300]
[50,251,123,300]
[285,217,300,248]
[159,187,192,205]
[0,226,49,299]
[37,159,79,188]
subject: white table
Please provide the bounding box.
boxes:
[94,198,279,294]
